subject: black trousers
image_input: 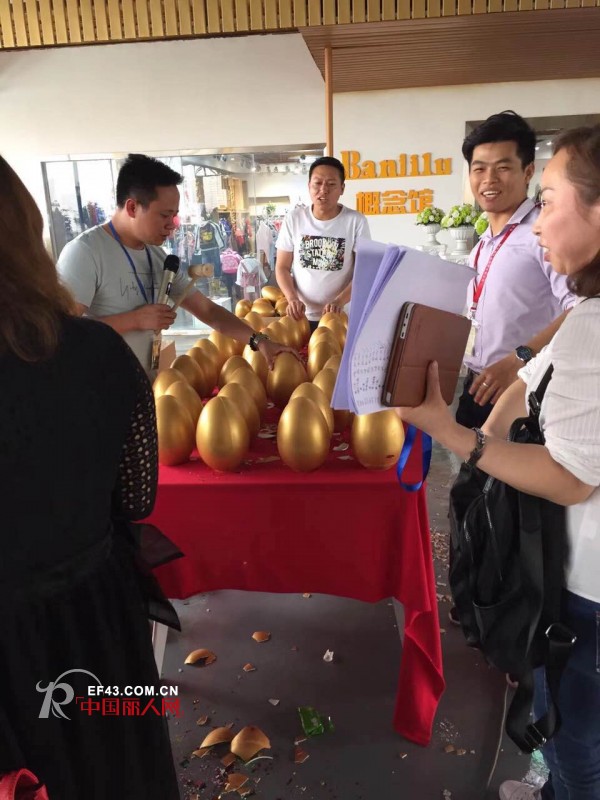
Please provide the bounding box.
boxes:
[455,370,495,429]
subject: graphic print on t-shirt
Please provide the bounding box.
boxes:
[299,235,346,272]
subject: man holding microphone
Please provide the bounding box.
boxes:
[58,154,294,373]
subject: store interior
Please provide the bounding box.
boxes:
[43,146,324,346]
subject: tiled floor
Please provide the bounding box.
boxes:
[160,442,538,800]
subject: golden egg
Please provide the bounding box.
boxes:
[279,315,304,350]
[209,330,238,362]
[266,320,294,348]
[275,299,288,317]
[219,381,260,439]
[351,410,405,470]
[320,310,347,328]
[242,345,268,386]
[321,317,346,349]
[312,367,336,401]
[297,316,311,346]
[153,367,187,397]
[307,341,338,380]
[235,299,252,317]
[308,327,341,355]
[262,285,284,303]
[252,298,275,317]
[266,352,308,409]
[323,354,342,374]
[333,408,353,433]
[155,394,195,466]
[289,382,334,437]
[219,355,252,388]
[196,396,249,472]
[171,355,211,397]
[193,338,222,371]
[186,347,218,391]
[230,367,268,418]
[277,397,330,472]
[309,325,334,344]
[165,380,203,426]
[244,311,266,332]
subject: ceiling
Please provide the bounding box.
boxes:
[300,7,600,93]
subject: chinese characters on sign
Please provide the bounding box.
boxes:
[356,189,434,216]
[340,150,453,217]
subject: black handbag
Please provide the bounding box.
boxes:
[449,365,576,752]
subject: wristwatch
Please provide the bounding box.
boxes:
[466,427,487,467]
[515,345,534,363]
[249,331,270,352]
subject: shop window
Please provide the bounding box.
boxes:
[42,146,323,343]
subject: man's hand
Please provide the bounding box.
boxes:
[258,338,303,369]
[133,303,177,331]
[286,298,306,321]
[323,302,343,315]
[469,354,522,406]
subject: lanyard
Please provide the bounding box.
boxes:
[470,223,517,316]
[396,426,432,492]
[108,221,154,305]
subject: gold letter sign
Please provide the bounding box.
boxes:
[340,150,452,216]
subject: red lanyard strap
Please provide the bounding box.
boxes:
[471,223,518,307]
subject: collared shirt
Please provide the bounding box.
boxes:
[464,198,577,373]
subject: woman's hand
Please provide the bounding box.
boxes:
[395,361,454,439]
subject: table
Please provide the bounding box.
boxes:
[149,422,445,746]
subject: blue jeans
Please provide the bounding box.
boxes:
[535,591,600,799]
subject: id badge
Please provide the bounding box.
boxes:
[465,320,479,357]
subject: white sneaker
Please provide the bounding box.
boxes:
[499,781,542,800]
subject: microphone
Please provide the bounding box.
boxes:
[156,255,180,305]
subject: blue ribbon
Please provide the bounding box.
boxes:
[396,425,432,492]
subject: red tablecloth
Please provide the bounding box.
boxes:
[149,422,445,746]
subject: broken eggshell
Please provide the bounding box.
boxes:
[230,725,271,761]
[200,726,235,748]
[251,631,271,643]
[223,773,249,793]
[184,648,217,666]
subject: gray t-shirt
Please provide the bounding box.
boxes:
[57,225,189,370]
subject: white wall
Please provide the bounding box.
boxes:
[335,79,600,247]
[251,171,310,211]
[2,32,599,252]
[0,33,324,214]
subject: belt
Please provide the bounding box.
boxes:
[467,368,480,380]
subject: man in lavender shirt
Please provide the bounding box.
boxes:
[457,111,577,430]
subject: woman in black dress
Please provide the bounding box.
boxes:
[0,157,179,799]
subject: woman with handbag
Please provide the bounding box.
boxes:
[0,157,179,798]
[397,126,600,800]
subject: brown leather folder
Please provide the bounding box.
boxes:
[382,302,471,407]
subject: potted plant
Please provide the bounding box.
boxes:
[415,206,446,252]
[440,203,482,260]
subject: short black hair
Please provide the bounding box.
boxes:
[309,156,345,183]
[116,154,182,208]
[462,111,537,169]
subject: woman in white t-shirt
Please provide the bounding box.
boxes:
[397,126,600,800]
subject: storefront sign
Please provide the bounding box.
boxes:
[340,150,453,216]
[355,188,433,216]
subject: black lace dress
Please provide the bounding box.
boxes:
[0,317,179,799]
